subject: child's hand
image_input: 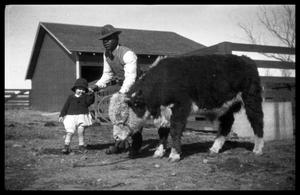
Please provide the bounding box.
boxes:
[58,117,64,123]
[88,87,94,93]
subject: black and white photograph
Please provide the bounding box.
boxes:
[5,4,295,190]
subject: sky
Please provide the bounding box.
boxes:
[5,4,294,89]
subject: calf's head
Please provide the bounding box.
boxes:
[108,91,149,141]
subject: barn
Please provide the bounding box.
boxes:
[25,22,205,112]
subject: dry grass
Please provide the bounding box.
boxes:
[5,108,295,190]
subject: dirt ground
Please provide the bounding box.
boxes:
[5,108,295,190]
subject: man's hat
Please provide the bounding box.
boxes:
[98,24,122,40]
[71,78,88,93]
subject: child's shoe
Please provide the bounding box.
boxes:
[78,145,87,154]
[62,145,71,154]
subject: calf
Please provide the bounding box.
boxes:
[109,54,264,162]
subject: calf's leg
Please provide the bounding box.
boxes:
[129,127,143,157]
[168,103,190,162]
[242,91,264,155]
[210,111,235,154]
[153,127,170,158]
[131,130,143,151]
[169,121,186,162]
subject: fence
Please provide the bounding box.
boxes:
[5,89,31,109]
[188,41,295,102]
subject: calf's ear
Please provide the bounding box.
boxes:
[126,98,143,108]
[126,90,145,108]
[124,96,134,107]
[131,89,143,98]
[136,89,143,98]
[133,90,145,107]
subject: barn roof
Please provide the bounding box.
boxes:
[26,22,206,79]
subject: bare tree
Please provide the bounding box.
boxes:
[238,5,295,65]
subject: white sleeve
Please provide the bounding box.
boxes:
[95,54,114,88]
[119,51,137,93]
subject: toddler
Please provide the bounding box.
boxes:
[59,78,95,154]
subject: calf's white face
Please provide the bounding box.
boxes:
[109,92,149,141]
[113,124,131,141]
[113,108,149,141]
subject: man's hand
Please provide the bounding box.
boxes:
[89,85,99,92]
[88,88,94,93]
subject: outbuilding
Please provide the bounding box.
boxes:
[25,22,205,112]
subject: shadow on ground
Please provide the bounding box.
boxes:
[181,140,254,159]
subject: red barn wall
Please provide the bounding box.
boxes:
[31,33,76,112]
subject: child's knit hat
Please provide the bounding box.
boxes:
[71,78,88,93]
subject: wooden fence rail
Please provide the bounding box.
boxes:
[5,89,31,109]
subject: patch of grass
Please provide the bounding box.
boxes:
[5,124,61,140]
[4,108,296,190]
[5,147,39,190]
[5,167,38,190]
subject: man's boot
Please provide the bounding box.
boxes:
[62,145,71,154]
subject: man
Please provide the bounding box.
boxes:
[91,24,142,156]
[92,24,140,94]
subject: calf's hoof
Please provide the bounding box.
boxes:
[153,151,165,158]
[252,149,263,156]
[209,147,220,155]
[209,147,219,153]
[153,145,165,158]
[168,155,181,162]
[168,148,181,162]
[209,136,225,155]
[253,136,264,156]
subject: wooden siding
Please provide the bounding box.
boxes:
[31,33,76,112]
